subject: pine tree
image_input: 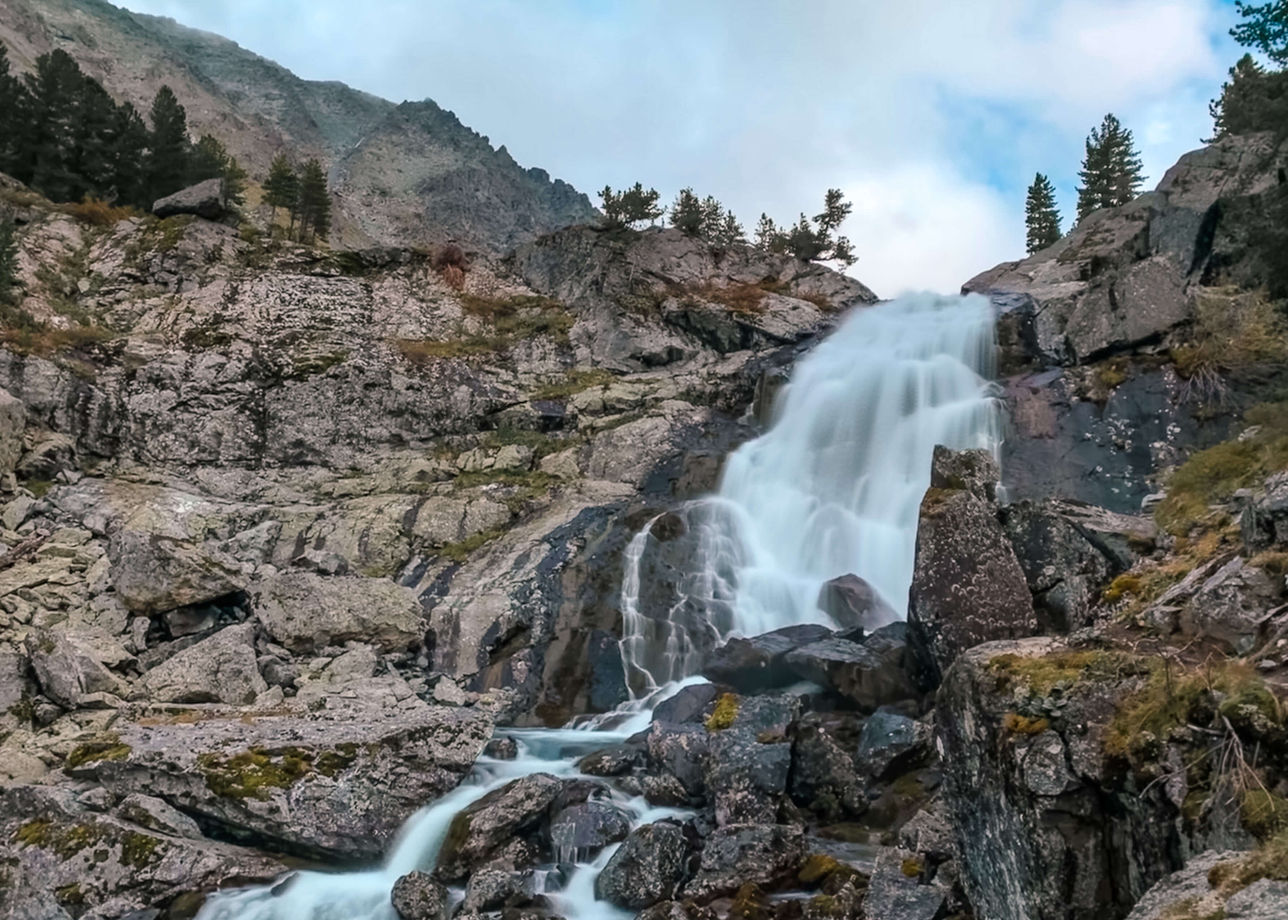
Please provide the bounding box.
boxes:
[670,187,703,236]
[263,153,299,224]
[71,77,119,201]
[754,214,780,251]
[110,103,149,208]
[0,212,16,304]
[22,50,84,200]
[1024,173,1062,254]
[295,158,331,242]
[0,44,28,178]
[189,134,247,209]
[1076,114,1143,223]
[814,188,852,236]
[146,86,190,203]
[1232,1,1288,66]
[698,196,724,242]
[713,211,746,248]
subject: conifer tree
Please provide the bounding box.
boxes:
[0,213,16,304]
[146,86,190,203]
[295,158,331,242]
[1024,173,1062,254]
[263,153,299,224]
[110,103,149,208]
[22,50,83,201]
[1231,1,1288,66]
[0,45,26,178]
[714,211,746,248]
[754,214,780,251]
[598,183,661,229]
[1076,114,1143,223]
[189,134,247,209]
[71,77,119,201]
[669,187,703,236]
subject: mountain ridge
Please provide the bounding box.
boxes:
[0,0,598,253]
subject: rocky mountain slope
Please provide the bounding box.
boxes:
[0,0,597,253]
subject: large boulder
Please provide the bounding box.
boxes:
[434,773,564,882]
[139,623,267,705]
[680,823,805,902]
[24,628,124,708]
[252,570,425,653]
[816,574,898,630]
[0,386,25,475]
[595,821,691,909]
[391,871,449,920]
[152,177,228,220]
[70,704,492,862]
[908,453,1037,687]
[701,624,833,693]
[783,623,919,710]
[108,529,246,616]
[0,784,285,920]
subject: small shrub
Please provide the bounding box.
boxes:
[65,197,137,227]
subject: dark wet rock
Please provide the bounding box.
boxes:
[817,574,898,631]
[548,801,631,859]
[461,864,533,912]
[702,624,834,693]
[863,847,947,920]
[897,802,956,863]
[653,683,721,724]
[637,902,717,920]
[435,773,564,882]
[483,737,519,760]
[586,628,629,712]
[938,638,1191,920]
[641,774,689,807]
[576,745,639,777]
[908,474,1037,688]
[705,729,793,826]
[680,823,805,902]
[1001,499,1145,632]
[855,709,933,780]
[152,177,228,220]
[391,871,449,920]
[784,625,918,711]
[645,722,711,800]
[595,821,691,910]
[788,717,865,820]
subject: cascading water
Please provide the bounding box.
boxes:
[195,292,999,920]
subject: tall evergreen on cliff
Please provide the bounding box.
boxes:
[146,86,190,204]
[295,158,331,242]
[0,45,23,177]
[1024,173,1062,254]
[1232,1,1288,65]
[1076,114,1143,223]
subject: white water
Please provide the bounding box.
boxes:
[196,293,999,920]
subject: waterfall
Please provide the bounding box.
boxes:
[195,292,999,920]
[618,292,1000,691]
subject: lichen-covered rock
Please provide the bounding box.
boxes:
[0,386,26,476]
[680,823,805,902]
[855,709,932,780]
[938,638,1190,920]
[70,704,492,861]
[107,529,246,616]
[24,628,124,709]
[1179,556,1280,654]
[908,480,1037,688]
[929,444,999,501]
[0,784,285,920]
[251,570,424,654]
[789,715,866,819]
[139,623,266,705]
[391,871,449,920]
[434,773,564,882]
[863,847,948,920]
[595,821,691,910]
[548,801,631,860]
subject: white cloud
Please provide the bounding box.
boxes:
[116,0,1239,294]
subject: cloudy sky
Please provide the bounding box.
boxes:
[117,0,1244,296]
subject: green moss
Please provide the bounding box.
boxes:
[289,351,349,378]
[314,744,360,778]
[198,747,315,800]
[900,856,925,878]
[435,528,506,564]
[1242,790,1288,841]
[529,369,617,400]
[986,649,1137,697]
[1156,402,1288,535]
[1208,829,1288,897]
[12,820,53,847]
[729,882,770,920]
[53,883,84,906]
[705,692,739,732]
[799,853,843,884]
[65,734,131,769]
[121,832,161,868]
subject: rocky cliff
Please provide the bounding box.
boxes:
[0,0,598,253]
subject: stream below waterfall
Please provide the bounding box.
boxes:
[195,292,1001,920]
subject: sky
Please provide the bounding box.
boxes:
[116,0,1245,297]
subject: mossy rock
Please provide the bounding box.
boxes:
[65,734,132,770]
[705,692,739,732]
[197,747,315,800]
